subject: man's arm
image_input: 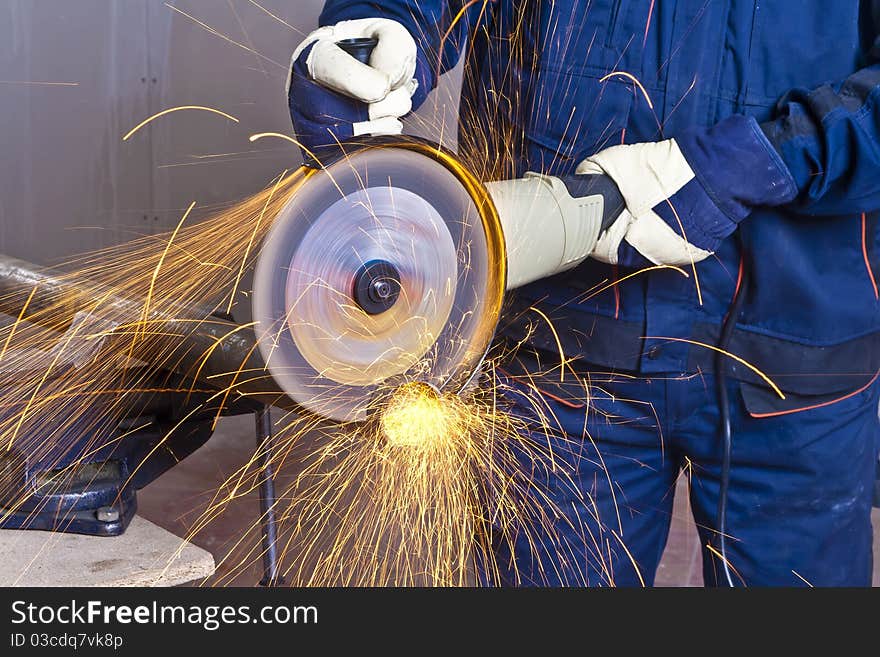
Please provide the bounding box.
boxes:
[761,54,880,215]
[288,1,490,156]
[573,14,880,268]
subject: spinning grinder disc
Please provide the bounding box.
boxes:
[253,141,506,422]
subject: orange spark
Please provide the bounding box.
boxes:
[226,170,288,314]
[529,306,566,382]
[246,0,305,36]
[612,530,645,587]
[862,212,878,300]
[164,2,287,70]
[599,71,654,109]
[705,543,746,585]
[122,106,240,141]
[791,570,814,587]
[662,198,703,305]
[643,336,785,399]
[0,285,38,361]
[583,264,689,300]
[139,201,196,343]
[0,80,78,86]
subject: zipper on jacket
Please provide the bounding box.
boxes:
[604,0,626,49]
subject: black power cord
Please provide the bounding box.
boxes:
[713,243,749,587]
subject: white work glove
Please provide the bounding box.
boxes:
[287,18,421,154]
[577,116,798,267]
[577,140,714,266]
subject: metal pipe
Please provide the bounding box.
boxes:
[0,254,293,409]
[255,406,284,586]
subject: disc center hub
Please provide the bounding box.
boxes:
[353,259,401,314]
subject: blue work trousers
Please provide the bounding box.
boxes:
[492,351,880,586]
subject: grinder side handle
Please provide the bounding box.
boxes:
[299,38,381,169]
[336,37,379,65]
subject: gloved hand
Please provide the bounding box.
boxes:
[578,115,797,267]
[287,18,423,158]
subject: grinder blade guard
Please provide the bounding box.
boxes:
[252,140,506,423]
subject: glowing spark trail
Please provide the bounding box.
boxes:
[529,306,566,383]
[0,81,79,86]
[0,285,37,361]
[578,264,689,302]
[122,106,240,141]
[862,212,879,300]
[249,132,328,172]
[164,2,288,70]
[599,71,654,109]
[246,0,305,36]
[643,336,786,399]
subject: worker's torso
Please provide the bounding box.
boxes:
[459,0,880,402]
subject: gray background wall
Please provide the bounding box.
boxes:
[0,0,461,264]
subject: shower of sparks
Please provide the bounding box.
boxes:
[0,168,309,540]
[0,157,596,586]
[0,0,799,588]
[380,382,465,448]
[193,365,604,586]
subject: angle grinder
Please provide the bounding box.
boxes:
[252,39,623,422]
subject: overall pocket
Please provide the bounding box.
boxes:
[740,373,880,420]
[524,68,634,170]
[745,1,862,107]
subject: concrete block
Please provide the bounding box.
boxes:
[0,515,215,587]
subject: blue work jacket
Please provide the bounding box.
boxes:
[320,1,880,408]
